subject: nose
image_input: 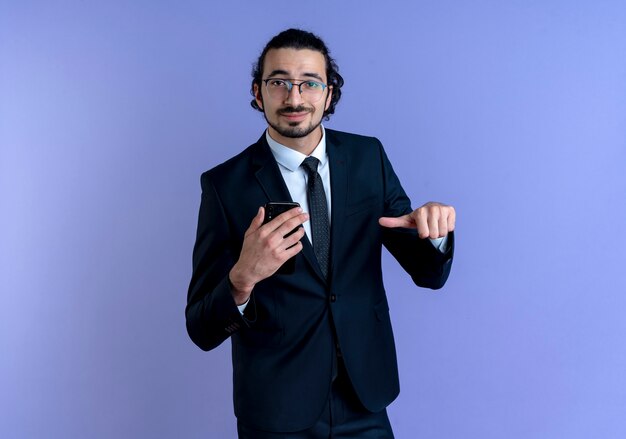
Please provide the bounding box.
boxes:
[284,84,303,106]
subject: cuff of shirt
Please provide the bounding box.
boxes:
[237,298,250,315]
[429,235,448,253]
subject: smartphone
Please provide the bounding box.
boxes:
[263,202,301,275]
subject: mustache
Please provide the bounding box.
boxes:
[278,106,312,114]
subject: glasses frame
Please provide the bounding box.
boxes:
[262,78,328,102]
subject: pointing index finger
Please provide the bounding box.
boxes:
[379,214,414,229]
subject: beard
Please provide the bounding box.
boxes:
[264,105,322,139]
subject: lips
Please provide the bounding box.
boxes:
[280,112,309,121]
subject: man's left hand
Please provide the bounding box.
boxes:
[379,202,456,239]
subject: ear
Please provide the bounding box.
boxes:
[254,83,264,110]
[324,86,333,112]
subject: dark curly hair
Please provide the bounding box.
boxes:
[250,28,344,121]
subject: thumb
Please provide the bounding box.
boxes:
[378,214,414,229]
[246,206,265,235]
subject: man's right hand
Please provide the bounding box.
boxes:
[229,206,308,305]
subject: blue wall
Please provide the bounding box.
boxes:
[1,1,625,437]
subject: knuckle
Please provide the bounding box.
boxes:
[262,236,273,247]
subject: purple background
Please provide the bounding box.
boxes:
[2,1,626,437]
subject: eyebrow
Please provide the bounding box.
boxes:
[266,70,325,81]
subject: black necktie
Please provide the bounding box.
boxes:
[301,156,330,279]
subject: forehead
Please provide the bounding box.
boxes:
[262,48,327,80]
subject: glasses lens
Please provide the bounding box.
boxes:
[265,79,290,100]
[300,81,324,102]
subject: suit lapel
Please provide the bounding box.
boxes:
[251,136,292,202]
[327,131,348,285]
[251,134,327,283]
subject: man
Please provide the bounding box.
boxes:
[186,28,455,438]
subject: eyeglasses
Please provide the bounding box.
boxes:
[262,78,328,102]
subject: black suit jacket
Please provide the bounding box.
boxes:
[186,129,454,432]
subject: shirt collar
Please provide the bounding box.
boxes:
[266,125,327,172]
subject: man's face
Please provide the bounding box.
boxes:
[254,48,332,144]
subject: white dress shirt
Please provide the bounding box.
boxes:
[266,127,331,244]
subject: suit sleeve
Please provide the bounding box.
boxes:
[376,139,454,289]
[185,173,255,351]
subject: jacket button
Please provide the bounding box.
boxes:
[330,294,337,302]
